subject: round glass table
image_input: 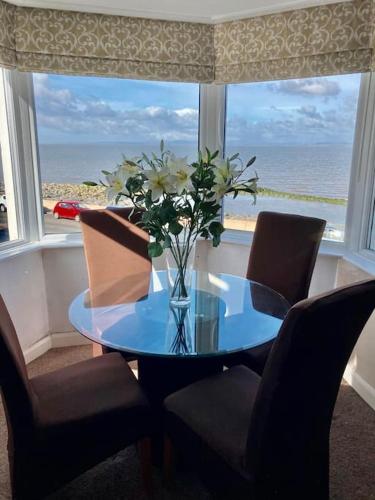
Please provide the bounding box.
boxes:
[69,270,289,402]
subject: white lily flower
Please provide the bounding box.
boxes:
[105,170,128,201]
[120,161,140,179]
[145,168,173,201]
[211,181,229,202]
[214,160,240,184]
[169,156,194,195]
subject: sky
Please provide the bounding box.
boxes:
[33,72,361,146]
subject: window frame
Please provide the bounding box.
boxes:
[2,70,375,265]
[338,71,375,274]
[0,68,37,250]
[222,75,366,250]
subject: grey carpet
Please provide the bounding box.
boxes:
[0,346,374,499]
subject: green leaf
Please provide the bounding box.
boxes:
[148,242,163,258]
[160,139,164,152]
[209,221,225,237]
[228,153,239,162]
[211,150,219,160]
[200,228,210,239]
[212,235,221,247]
[169,221,183,235]
[83,181,98,186]
[163,234,172,248]
[159,202,177,225]
[101,170,111,176]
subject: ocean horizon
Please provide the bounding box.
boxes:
[37,142,353,200]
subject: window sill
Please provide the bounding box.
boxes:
[0,240,40,262]
[40,233,84,249]
[342,250,375,277]
[0,229,346,260]
[221,229,345,257]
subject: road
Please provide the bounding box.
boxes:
[44,213,81,234]
[0,212,81,242]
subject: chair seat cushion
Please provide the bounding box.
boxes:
[226,340,274,375]
[164,365,260,475]
[31,353,150,451]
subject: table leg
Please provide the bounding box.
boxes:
[138,356,223,465]
[137,356,223,405]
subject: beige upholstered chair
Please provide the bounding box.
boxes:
[80,207,151,357]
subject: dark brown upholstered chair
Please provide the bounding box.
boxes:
[80,207,151,357]
[228,211,326,375]
[0,295,153,499]
[165,279,375,500]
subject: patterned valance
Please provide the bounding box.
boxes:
[14,7,214,83]
[0,0,374,83]
[0,0,15,69]
[214,0,374,83]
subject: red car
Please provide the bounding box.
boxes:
[53,200,88,221]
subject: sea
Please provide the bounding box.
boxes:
[38,142,352,200]
[35,142,352,237]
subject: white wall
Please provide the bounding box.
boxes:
[336,259,375,409]
[42,247,88,334]
[0,250,49,351]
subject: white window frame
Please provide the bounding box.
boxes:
[0,68,42,250]
[220,76,368,253]
[1,71,375,262]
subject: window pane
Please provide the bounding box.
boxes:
[367,195,375,250]
[224,74,361,241]
[33,74,200,235]
[0,152,10,243]
[0,70,19,245]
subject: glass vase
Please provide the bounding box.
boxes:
[166,239,196,308]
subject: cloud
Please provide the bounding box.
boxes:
[226,100,357,145]
[33,75,199,143]
[296,105,323,121]
[269,78,341,98]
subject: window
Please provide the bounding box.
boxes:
[0,153,11,244]
[32,74,200,235]
[0,69,22,245]
[224,74,362,242]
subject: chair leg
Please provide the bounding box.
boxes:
[92,342,103,357]
[163,435,175,484]
[138,437,153,498]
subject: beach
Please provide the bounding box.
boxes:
[41,182,346,240]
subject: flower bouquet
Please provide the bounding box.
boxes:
[85,141,258,307]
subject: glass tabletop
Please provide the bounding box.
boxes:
[69,271,290,358]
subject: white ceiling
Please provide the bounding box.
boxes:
[11,0,351,23]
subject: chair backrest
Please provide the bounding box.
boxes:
[246,279,375,499]
[0,295,35,434]
[80,207,152,306]
[247,211,326,305]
